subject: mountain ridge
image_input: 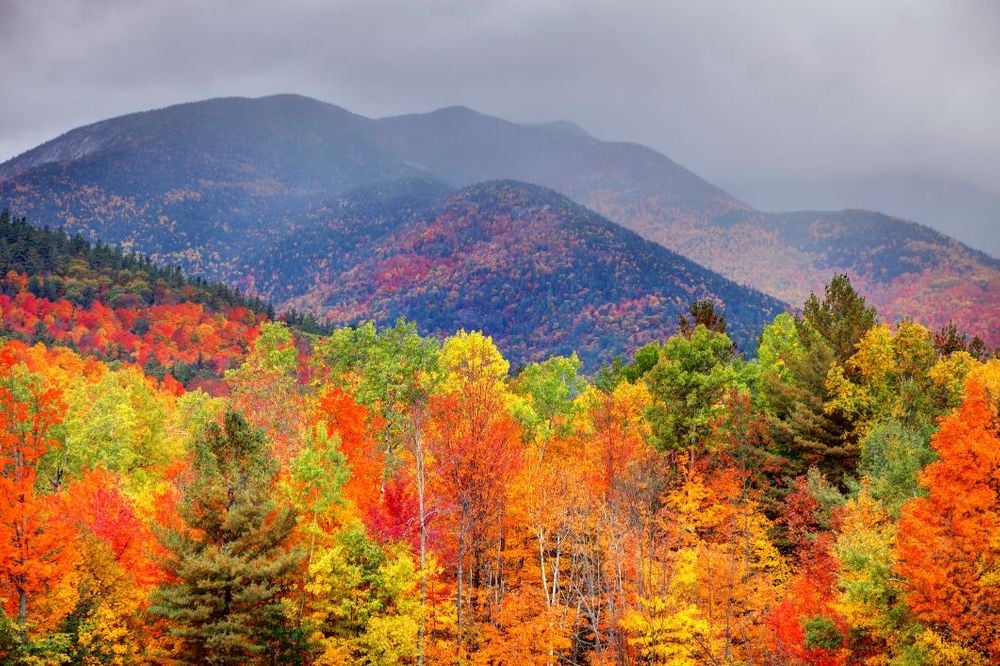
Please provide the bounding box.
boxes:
[1,94,995,344]
[242,177,786,367]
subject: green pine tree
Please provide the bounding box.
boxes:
[760,274,877,483]
[149,412,303,664]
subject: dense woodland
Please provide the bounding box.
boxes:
[1,210,997,666]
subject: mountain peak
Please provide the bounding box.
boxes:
[428,104,485,117]
[530,119,592,139]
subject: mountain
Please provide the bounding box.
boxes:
[0,95,422,275]
[248,179,785,367]
[367,106,1000,343]
[1,94,996,344]
[729,171,1000,259]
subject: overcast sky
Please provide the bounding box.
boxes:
[1,0,997,254]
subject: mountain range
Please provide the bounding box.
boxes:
[1,93,996,358]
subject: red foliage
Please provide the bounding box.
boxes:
[67,469,163,588]
[0,277,265,386]
[0,348,79,626]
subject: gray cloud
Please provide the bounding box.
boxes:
[1,0,997,253]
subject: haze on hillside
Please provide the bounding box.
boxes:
[0,0,997,256]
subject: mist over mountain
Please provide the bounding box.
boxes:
[729,171,1000,259]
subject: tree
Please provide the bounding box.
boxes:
[511,353,587,450]
[802,274,877,363]
[894,380,999,661]
[856,419,936,518]
[833,487,908,662]
[643,326,754,453]
[224,321,304,459]
[305,525,421,664]
[313,319,441,665]
[427,330,522,657]
[149,412,302,663]
[60,469,161,664]
[0,346,78,650]
[760,275,877,483]
[679,299,727,338]
[825,321,939,444]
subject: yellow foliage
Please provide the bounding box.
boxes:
[928,351,979,407]
[621,597,709,665]
[912,628,990,666]
[440,330,510,398]
[967,359,1000,406]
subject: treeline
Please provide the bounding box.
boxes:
[0,210,336,387]
[0,209,273,315]
[0,276,997,664]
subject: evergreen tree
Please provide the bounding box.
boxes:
[149,412,302,664]
[801,273,876,364]
[679,298,727,337]
[760,275,877,483]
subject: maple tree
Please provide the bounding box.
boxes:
[427,330,523,658]
[0,347,79,660]
[894,379,999,661]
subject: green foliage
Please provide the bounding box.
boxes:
[511,353,587,444]
[0,610,73,665]
[859,420,936,517]
[760,276,878,483]
[643,325,754,451]
[307,525,420,664]
[757,313,803,395]
[803,615,843,651]
[149,412,302,664]
[53,367,177,484]
[0,209,271,315]
[802,274,877,364]
[285,424,351,519]
[315,318,441,459]
[243,321,298,376]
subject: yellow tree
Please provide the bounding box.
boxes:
[623,465,787,664]
[427,331,522,658]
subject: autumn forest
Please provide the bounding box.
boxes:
[0,204,997,665]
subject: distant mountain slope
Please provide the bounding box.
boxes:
[678,209,1000,340]
[1,94,996,343]
[368,106,1000,343]
[370,105,745,222]
[0,95,420,277]
[269,180,784,367]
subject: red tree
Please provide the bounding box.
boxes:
[0,346,78,634]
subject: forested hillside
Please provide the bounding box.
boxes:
[0,209,273,390]
[254,180,784,367]
[1,264,996,663]
[2,95,996,344]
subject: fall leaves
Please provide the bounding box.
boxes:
[0,273,998,663]
[895,380,1000,657]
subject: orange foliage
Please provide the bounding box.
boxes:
[0,348,79,631]
[894,379,1000,659]
[311,387,381,515]
[66,469,163,589]
[0,283,263,385]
